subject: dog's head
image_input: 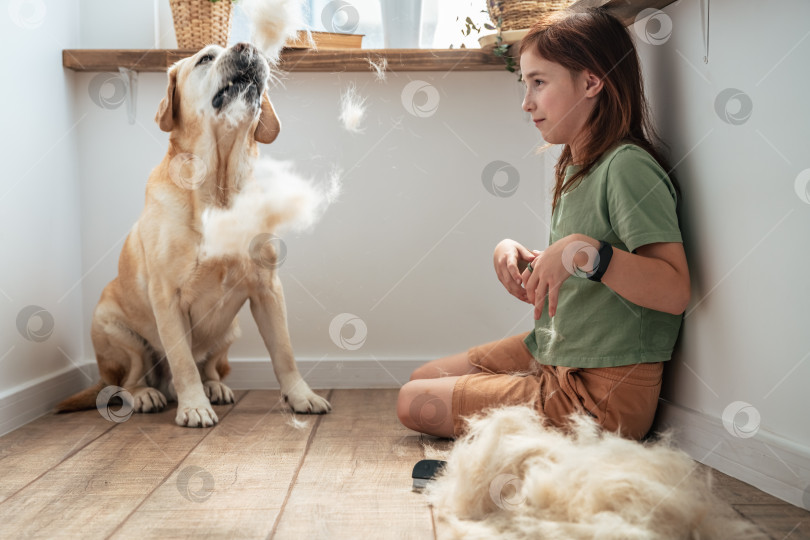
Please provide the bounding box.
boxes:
[155,42,280,144]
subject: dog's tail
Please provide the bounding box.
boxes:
[55,380,106,413]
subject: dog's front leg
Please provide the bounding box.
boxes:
[250,274,331,414]
[150,283,218,427]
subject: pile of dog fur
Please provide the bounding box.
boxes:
[424,406,766,539]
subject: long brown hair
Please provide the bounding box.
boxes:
[519,8,677,213]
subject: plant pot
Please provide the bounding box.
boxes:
[486,0,577,32]
[169,0,234,50]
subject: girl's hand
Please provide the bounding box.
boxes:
[493,239,539,303]
[522,235,599,319]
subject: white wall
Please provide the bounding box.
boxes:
[637,0,810,506]
[0,2,87,411]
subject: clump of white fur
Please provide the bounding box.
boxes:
[242,0,307,64]
[367,56,388,82]
[200,157,341,260]
[339,84,367,133]
[285,412,310,430]
[425,406,766,540]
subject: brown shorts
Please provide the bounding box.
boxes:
[451,332,663,441]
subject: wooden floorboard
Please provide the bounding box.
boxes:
[272,389,434,540]
[733,504,810,540]
[110,389,328,539]
[0,389,807,539]
[0,392,245,538]
[710,467,788,506]
[0,407,115,503]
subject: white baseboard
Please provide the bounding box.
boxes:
[0,358,421,437]
[0,363,99,437]
[224,357,421,390]
[654,399,810,510]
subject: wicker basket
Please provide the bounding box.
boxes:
[486,0,577,32]
[169,0,233,50]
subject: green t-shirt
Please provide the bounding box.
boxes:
[524,143,684,368]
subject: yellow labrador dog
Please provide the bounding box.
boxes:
[57,42,331,427]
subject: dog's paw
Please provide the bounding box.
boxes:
[176,401,219,428]
[204,381,235,404]
[132,387,167,413]
[283,385,332,414]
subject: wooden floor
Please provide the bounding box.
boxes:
[0,389,807,539]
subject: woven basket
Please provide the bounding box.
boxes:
[169,0,233,50]
[487,0,577,31]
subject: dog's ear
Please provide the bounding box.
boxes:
[155,65,179,133]
[254,92,281,144]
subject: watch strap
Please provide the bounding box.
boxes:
[587,241,613,282]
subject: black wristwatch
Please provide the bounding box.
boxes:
[586,241,613,282]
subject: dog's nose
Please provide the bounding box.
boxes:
[232,42,259,67]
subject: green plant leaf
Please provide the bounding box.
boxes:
[461,15,482,37]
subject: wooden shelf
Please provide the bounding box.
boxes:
[62,48,506,73]
[61,0,675,73]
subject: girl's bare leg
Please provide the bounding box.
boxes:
[397,351,484,437]
[397,376,459,438]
